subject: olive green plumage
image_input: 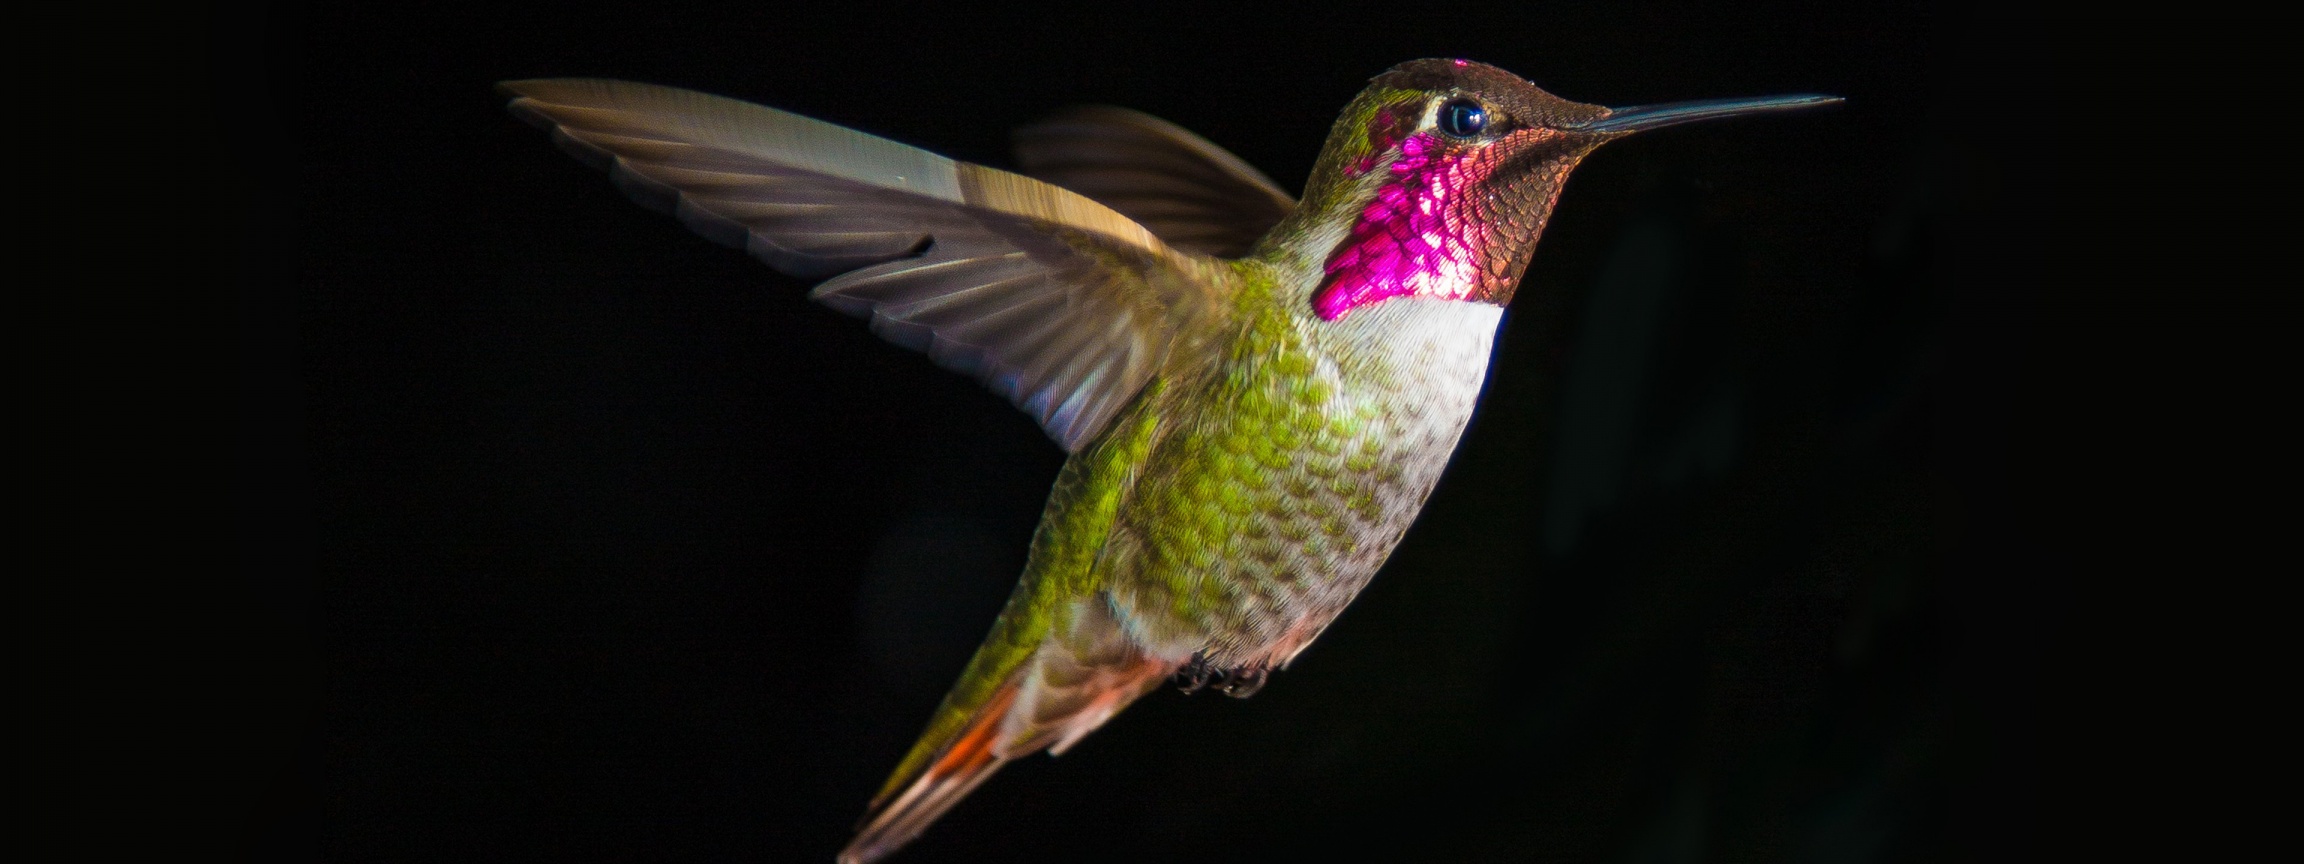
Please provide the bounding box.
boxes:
[867,247,1508,811]
[502,57,1837,864]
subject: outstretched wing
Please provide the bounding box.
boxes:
[1013,106,1296,259]
[503,79,1234,452]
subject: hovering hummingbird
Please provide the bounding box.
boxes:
[503,58,1834,862]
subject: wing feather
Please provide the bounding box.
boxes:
[1013,105,1297,259]
[504,79,1234,452]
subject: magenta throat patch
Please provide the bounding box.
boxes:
[1312,131,1490,321]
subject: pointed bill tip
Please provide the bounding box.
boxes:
[1582,94,1843,134]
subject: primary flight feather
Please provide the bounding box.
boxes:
[502,60,1836,862]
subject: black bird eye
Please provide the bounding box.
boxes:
[1438,98,1489,138]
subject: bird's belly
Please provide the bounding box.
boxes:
[1107,300,1501,667]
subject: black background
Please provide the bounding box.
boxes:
[219,0,2104,860]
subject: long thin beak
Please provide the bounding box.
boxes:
[1581,94,1842,134]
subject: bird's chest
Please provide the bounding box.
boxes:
[1110,300,1501,659]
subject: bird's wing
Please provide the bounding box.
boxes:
[1012,106,1296,259]
[503,79,1235,453]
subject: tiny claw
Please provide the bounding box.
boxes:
[1216,666,1269,699]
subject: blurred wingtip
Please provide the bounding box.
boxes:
[495,78,567,101]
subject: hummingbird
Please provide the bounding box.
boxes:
[502,58,1835,862]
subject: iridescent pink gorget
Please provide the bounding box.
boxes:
[1312,131,1501,321]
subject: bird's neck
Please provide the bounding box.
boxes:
[1220,256,1503,389]
[1253,94,1594,322]
[1257,117,1523,321]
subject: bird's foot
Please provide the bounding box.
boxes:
[1174,655,1271,699]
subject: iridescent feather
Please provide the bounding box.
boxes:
[502,60,1838,864]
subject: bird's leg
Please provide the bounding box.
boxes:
[1175,655,1272,698]
[1174,654,1215,695]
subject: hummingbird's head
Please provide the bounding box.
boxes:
[1292,58,1836,321]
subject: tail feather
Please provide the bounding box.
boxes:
[839,682,1020,864]
[839,596,1174,864]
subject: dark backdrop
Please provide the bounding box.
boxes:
[233,1,2070,860]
